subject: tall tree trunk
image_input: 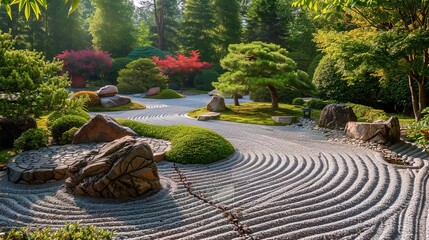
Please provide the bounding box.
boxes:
[154,0,164,49]
[267,84,279,108]
[409,74,420,121]
[233,93,240,106]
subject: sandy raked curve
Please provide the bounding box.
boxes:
[0,94,428,239]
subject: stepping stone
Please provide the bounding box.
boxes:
[271,116,296,124]
[197,112,221,121]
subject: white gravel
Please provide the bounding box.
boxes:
[0,94,428,239]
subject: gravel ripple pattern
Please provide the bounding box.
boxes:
[0,95,428,239]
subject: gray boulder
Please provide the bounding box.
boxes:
[206,94,226,112]
[319,104,357,129]
[100,95,131,108]
[97,85,118,97]
[345,116,400,144]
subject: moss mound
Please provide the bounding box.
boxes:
[119,119,234,164]
[145,89,184,99]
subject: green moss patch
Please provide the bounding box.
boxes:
[119,119,234,164]
[188,102,321,126]
[90,102,146,112]
[145,89,185,99]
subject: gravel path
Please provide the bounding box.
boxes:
[1,94,428,239]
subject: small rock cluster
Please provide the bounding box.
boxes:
[97,85,131,108]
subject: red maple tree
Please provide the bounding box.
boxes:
[153,50,213,91]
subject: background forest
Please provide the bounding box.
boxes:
[0,0,426,119]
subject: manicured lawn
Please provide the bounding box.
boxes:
[387,113,415,127]
[89,102,146,112]
[181,88,209,95]
[188,102,321,126]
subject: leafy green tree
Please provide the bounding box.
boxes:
[244,0,292,47]
[217,41,314,108]
[0,0,79,19]
[89,0,136,57]
[295,0,429,121]
[180,0,217,62]
[213,0,241,58]
[135,20,151,46]
[0,31,71,118]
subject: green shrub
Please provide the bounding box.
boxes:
[50,115,87,143]
[193,70,219,91]
[145,89,184,99]
[72,91,101,107]
[104,58,133,85]
[324,100,337,105]
[47,109,91,128]
[346,103,388,122]
[13,128,48,151]
[118,119,234,164]
[292,97,305,106]
[127,46,170,60]
[60,127,79,145]
[307,98,326,110]
[117,58,168,94]
[250,86,302,104]
[0,223,114,240]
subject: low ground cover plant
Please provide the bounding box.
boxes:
[119,119,234,164]
[0,223,114,240]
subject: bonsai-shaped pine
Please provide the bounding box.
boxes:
[116,58,168,94]
[0,31,72,118]
[216,41,315,108]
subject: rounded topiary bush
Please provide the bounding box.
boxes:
[47,109,91,128]
[117,58,168,94]
[119,120,234,164]
[292,97,305,106]
[307,98,326,110]
[193,69,219,91]
[145,89,184,99]
[50,115,87,143]
[60,127,79,145]
[72,91,101,108]
[14,128,48,151]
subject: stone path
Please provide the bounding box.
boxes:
[0,94,428,239]
[7,137,171,184]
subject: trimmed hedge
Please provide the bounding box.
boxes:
[127,46,170,60]
[193,69,219,91]
[47,109,91,128]
[119,119,234,164]
[50,115,87,143]
[346,103,389,122]
[292,97,304,106]
[14,128,48,151]
[307,98,326,110]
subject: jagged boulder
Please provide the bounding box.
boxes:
[345,116,401,144]
[319,104,357,129]
[66,136,161,198]
[206,94,226,112]
[72,114,137,144]
[0,116,36,149]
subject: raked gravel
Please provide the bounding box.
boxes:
[0,94,428,239]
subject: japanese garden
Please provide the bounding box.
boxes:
[0,0,428,239]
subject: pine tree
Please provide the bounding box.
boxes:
[89,0,136,57]
[213,0,241,58]
[180,0,217,62]
[244,0,292,47]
